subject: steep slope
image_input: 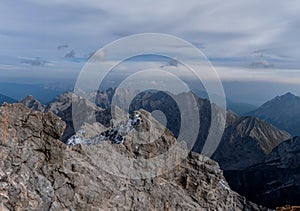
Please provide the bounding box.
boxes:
[224,136,300,208]
[212,116,292,170]
[247,92,300,136]
[20,95,45,112]
[0,93,16,105]
[0,103,269,210]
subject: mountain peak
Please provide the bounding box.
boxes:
[235,117,291,151]
[279,92,298,99]
[20,95,45,112]
[248,92,300,136]
[213,115,291,170]
[269,92,300,103]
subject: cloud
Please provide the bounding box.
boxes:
[20,57,49,66]
[250,60,273,68]
[0,0,300,83]
[250,53,274,68]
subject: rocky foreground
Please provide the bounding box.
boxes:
[0,103,271,210]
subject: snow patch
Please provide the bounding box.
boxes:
[67,112,142,146]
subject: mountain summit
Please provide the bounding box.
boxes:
[247,92,300,136]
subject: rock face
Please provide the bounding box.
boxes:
[224,136,300,208]
[213,116,292,170]
[44,93,105,142]
[0,103,268,210]
[247,92,300,136]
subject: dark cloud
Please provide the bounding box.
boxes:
[250,60,273,68]
[250,53,274,68]
[57,44,68,50]
[64,50,76,58]
[160,58,179,68]
[21,57,48,66]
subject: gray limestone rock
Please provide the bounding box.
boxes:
[0,103,270,210]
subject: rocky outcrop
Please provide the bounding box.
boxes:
[212,116,292,170]
[224,136,300,208]
[0,103,269,210]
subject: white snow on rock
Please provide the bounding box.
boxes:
[67,112,142,146]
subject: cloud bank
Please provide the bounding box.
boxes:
[0,0,300,84]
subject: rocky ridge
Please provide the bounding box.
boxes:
[0,103,269,210]
[18,90,295,208]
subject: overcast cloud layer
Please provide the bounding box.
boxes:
[0,0,300,84]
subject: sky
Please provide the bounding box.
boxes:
[1,0,300,88]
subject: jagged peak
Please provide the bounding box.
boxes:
[21,94,35,99]
[46,92,102,110]
[19,95,45,112]
[232,116,291,153]
[20,95,39,102]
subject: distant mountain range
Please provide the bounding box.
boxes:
[227,101,257,115]
[0,93,17,105]
[247,92,300,136]
[0,82,71,104]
